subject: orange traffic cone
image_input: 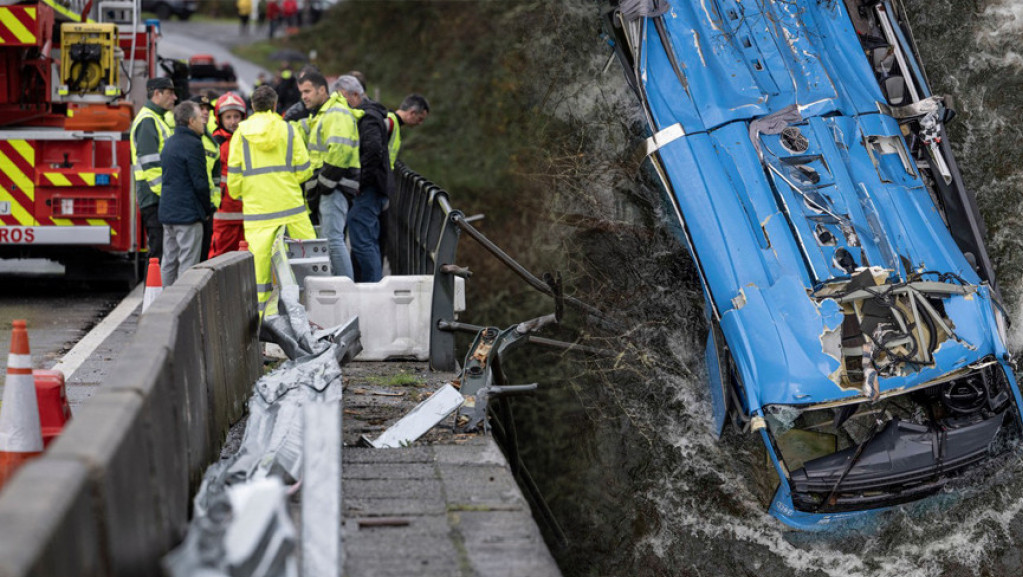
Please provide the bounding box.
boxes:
[142,257,162,313]
[238,240,249,252]
[0,320,43,489]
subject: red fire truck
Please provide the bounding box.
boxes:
[0,0,160,282]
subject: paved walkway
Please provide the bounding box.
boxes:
[329,361,562,577]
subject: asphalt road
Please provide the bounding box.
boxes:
[0,271,128,373]
[157,19,275,94]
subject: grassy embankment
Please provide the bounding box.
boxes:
[232,1,584,329]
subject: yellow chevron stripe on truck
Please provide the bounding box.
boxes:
[0,7,37,44]
[0,150,34,201]
[0,140,36,226]
[43,173,71,186]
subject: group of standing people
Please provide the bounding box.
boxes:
[129,69,430,316]
[236,0,315,38]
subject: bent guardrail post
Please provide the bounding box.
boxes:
[430,203,463,371]
[454,316,554,434]
[391,162,466,371]
[392,161,614,370]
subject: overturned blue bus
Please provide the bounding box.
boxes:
[602,0,1023,530]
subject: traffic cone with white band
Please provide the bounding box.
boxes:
[0,320,44,488]
[142,257,162,313]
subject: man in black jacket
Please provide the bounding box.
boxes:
[159,101,215,286]
[337,75,389,283]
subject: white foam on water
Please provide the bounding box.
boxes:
[641,326,1023,576]
[978,0,1023,44]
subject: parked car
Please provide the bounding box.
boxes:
[141,0,197,21]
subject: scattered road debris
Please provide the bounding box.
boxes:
[359,383,465,448]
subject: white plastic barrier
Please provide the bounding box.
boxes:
[305,275,465,361]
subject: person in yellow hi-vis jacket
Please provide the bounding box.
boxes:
[227,85,315,316]
[130,77,177,260]
[311,75,363,280]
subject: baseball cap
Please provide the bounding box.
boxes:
[146,77,174,92]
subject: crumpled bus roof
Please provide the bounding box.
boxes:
[639,0,1000,408]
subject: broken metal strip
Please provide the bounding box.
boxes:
[643,123,685,157]
[907,285,970,347]
[764,163,826,284]
[301,399,343,577]
[767,163,845,223]
[369,384,465,448]
[452,214,606,319]
[907,287,932,365]
[829,281,975,304]
[926,139,953,184]
[875,3,921,103]
[436,319,616,356]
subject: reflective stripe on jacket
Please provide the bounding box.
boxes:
[295,111,324,170]
[315,92,363,196]
[202,130,222,208]
[214,128,244,216]
[386,111,401,169]
[226,111,313,227]
[130,102,173,208]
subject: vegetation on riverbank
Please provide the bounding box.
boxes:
[233,1,620,328]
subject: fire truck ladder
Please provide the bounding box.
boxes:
[40,0,90,22]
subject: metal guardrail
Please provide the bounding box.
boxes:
[387,161,464,371]
[388,163,614,548]
[388,162,611,371]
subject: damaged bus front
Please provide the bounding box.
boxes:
[602,0,1023,530]
[744,271,1023,529]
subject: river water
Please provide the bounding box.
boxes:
[506,1,1023,576]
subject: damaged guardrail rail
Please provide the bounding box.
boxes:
[164,221,362,577]
[167,164,607,575]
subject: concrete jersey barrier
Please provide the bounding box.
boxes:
[0,252,260,577]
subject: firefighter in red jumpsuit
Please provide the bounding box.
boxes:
[209,93,247,257]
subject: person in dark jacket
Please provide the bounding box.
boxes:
[159,101,215,286]
[130,77,176,261]
[282,65,322,122]
[339,76,389,283]
[274,63,301,114]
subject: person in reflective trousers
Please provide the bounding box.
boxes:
[227,86,315,316]
[209,92,247,257]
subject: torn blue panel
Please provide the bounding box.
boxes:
[719,275,846,410]
[639,18,705,133]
